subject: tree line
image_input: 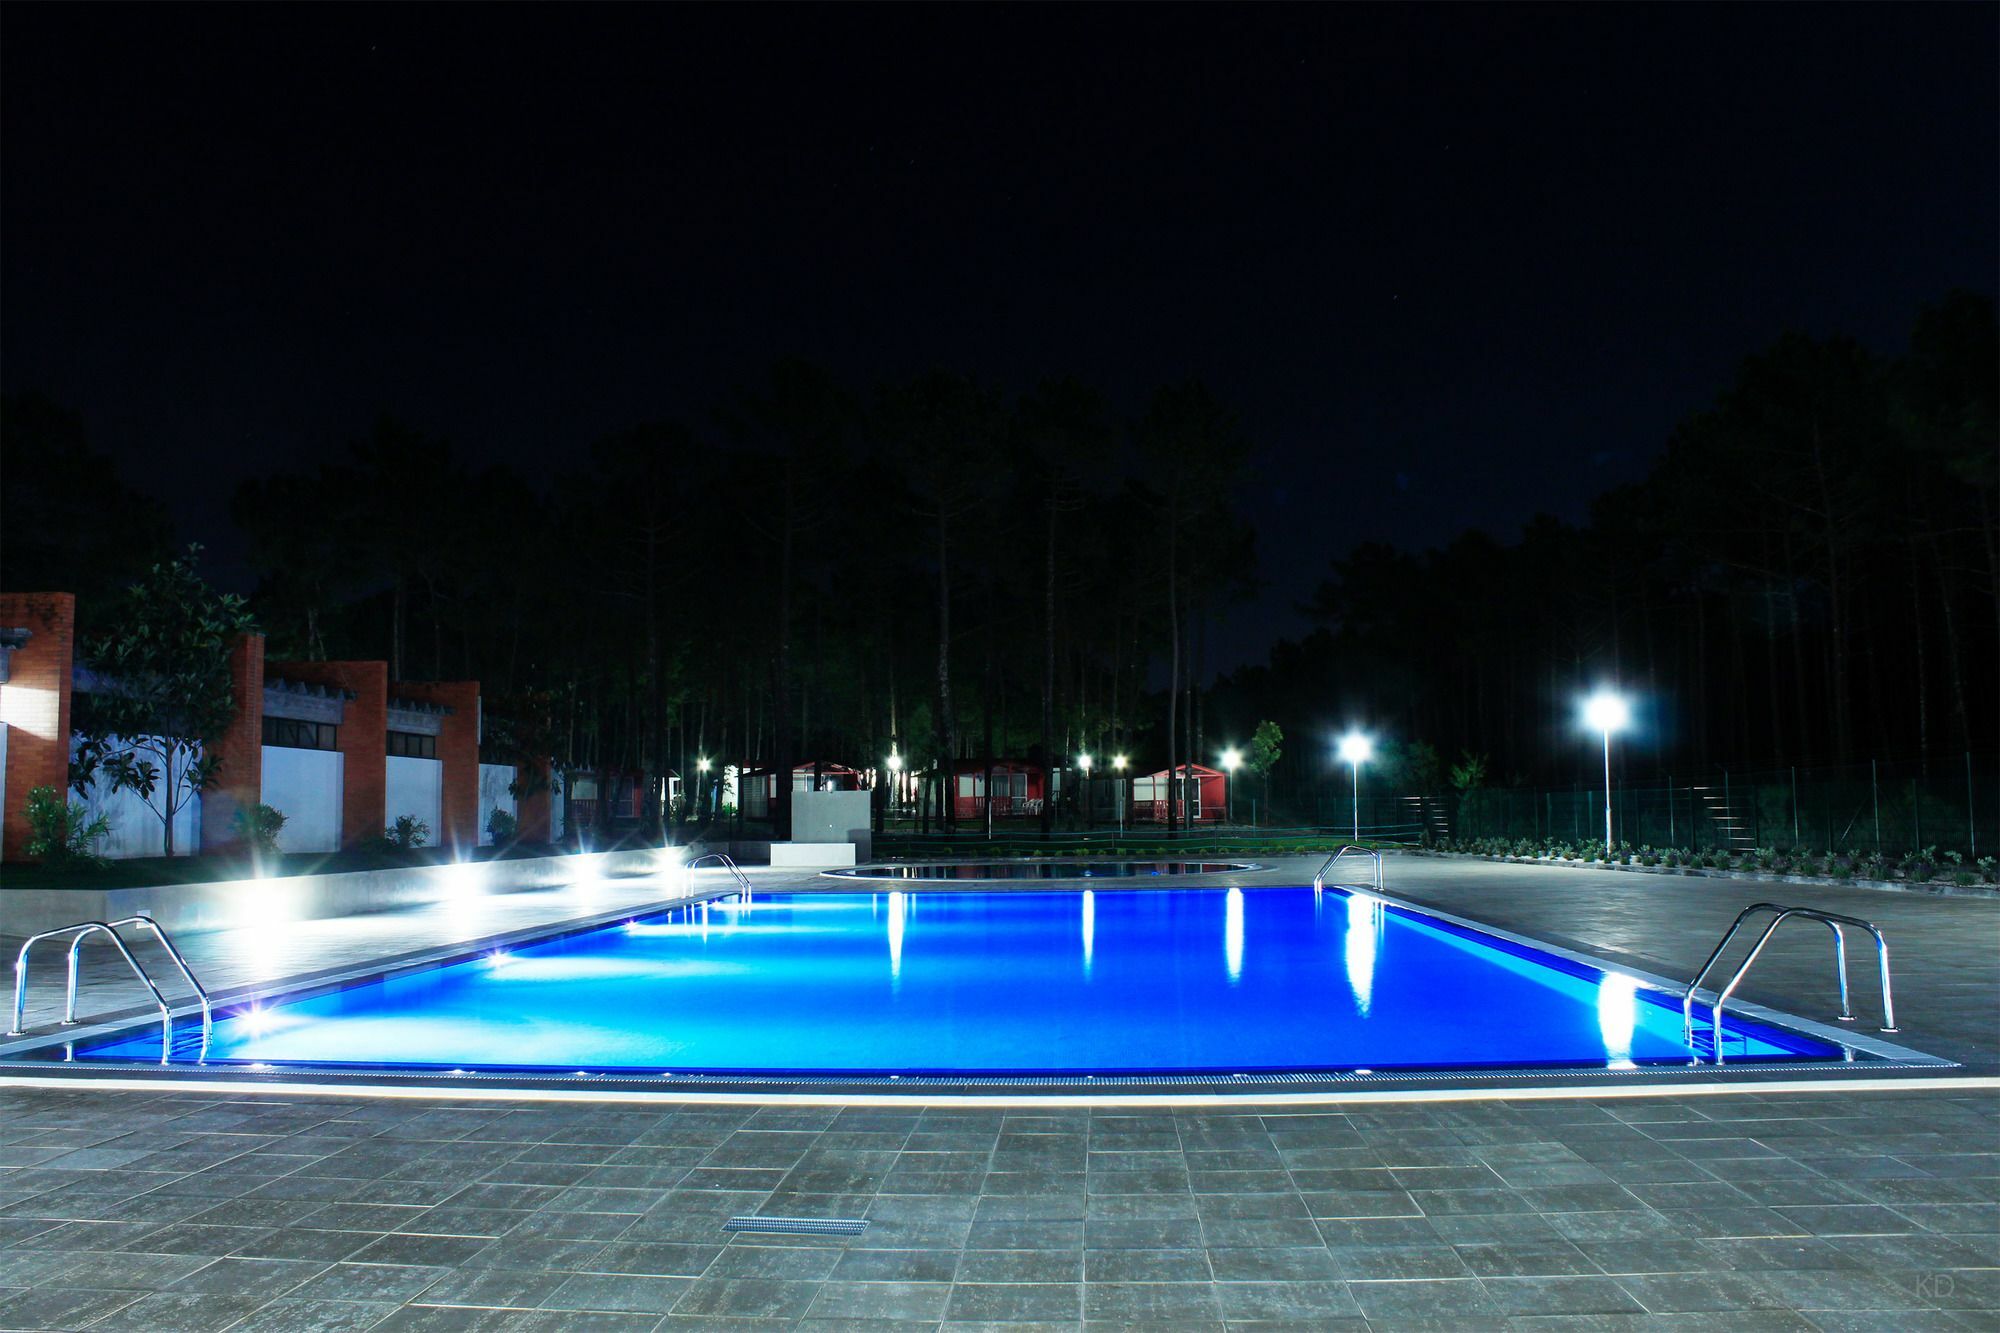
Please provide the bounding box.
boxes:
[1206,292,1997,812]
[3,293,1991,840]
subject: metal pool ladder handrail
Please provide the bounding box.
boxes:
[686,852,754,901]
[9,915,211,1046]
[1682,901,1896,1057]
[1312,844,1383,893]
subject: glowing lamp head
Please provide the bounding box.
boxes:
[697,756,711,773]
[1338,732,1373,766]
[886,752,902,773]
[1077,753,1092,773]
[1583,691,1630,735]
[1113,753,1128,771]
[1220,747,1242,773]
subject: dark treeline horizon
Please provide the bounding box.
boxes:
[4,292,1995,831]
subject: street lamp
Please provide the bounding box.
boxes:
[1337,732,1372,841]
[887,751,903,819]
[1582,689,1630,850]
[1113,754,1128,834]
[1078,753,1092,829]
[1220,747,1242,826]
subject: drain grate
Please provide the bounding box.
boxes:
[724,1215,868,1237]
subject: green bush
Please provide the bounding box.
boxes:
[24,785,111,868]
[487,807,518,843]
[231,803,287,855]
[384,814,431,850]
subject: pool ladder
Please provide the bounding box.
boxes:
[8,916,213,1053]
[685,852,754,902]
[1313,844,1384,894]
[1682,902,1897,1061]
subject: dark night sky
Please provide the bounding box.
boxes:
[4,6,1994,667]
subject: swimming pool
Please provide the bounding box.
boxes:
[41,886,1903,1080]
[826,861,1259,880]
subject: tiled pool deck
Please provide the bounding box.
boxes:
[0,855,1994,1330]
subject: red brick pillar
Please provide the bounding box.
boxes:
[394,680,480,854]
[0,592,77,863]
[517,758,552,844]
[199,633,266,854]
[269,660,387,851]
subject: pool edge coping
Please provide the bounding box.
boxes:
[0,876,1968,1102]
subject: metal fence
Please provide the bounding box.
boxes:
[1440,753,1996,856]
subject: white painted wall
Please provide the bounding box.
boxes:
[0,720,9,860]
[385,755,443,843]
[551,779,566,842]
[261,745,343,854]
[69,734,202,859]
[793,789,873,860]
[478,762,517,845]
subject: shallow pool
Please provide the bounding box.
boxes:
[62,887,1851,1076]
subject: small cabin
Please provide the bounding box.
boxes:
[741,761,866,819]
[1133,762,1225,824]
[568,767,681,827]
[951,759,1048,820]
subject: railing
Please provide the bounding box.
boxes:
[1312,844,1384,893]
[686,852,754,901]
[1682,902,1897,1060]
[9,916,212,1060]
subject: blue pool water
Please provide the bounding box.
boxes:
[69,888,1845,1075]
[827,861,1255,880]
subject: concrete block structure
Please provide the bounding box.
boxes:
[0,593,77,860]
[267,659,388,854]
[198,633,266,854]
[0,585,525,863]
[389,680,480,854]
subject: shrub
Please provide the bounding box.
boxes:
[385,814,431,850]
[231,803,287,855]
[24,785,112,868]
[486,807,518,843]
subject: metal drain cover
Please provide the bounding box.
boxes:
[724,1215,868,1237]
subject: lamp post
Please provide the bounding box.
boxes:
[696,756,711,821]
[1337,733,1372,841]
[1582,690,1630,851]
[886,751,903,822]
[1220,747,1242,826]
[1113,754,1128,834]
[1078,753,1092,829]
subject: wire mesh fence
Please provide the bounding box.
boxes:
[1434,753,1996,856]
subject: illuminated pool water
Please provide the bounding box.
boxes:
[61,888,1850,1076]
[826,861,1257,880]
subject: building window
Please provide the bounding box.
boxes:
[262,717,338,751]
[387,730,437,759]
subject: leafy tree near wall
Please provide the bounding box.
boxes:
[1243,719,1282,823]
[72,547,258,857]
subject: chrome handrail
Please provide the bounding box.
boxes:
[1682,901,1897,1060]
[11,921,174,1044]
[1313,844,1383,894]
[91,917,212,1042]
[686,852,754,901]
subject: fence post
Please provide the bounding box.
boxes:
[1969,751,1978,859]
[1912,778,1921,849]
[1872,759,1882,853]
[1791,766,1799,849]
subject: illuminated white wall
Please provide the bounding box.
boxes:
[0,720,9,858]
[385,755,443,840]
[70,733,202,859]
[261,745,343,853]
[478,762,517,845]
[550,780,566,841]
